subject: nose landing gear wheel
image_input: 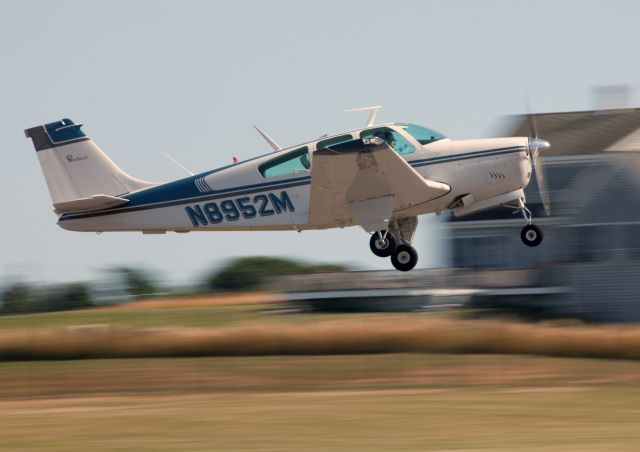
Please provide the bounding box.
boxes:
[521,224,543,247]
[369,231,397,257]
[391,244,418,271]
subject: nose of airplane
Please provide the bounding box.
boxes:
[528,138,550,153]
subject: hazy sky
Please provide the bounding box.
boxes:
[1,0,638,285]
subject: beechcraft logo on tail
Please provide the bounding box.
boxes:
[66,154,88,162]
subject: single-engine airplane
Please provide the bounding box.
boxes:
[26,106,550,271]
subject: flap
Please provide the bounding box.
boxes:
[348,195,395,233]
[53,194,129,214]
[309,142,450,226]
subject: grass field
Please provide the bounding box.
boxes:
[0,293,273,329]
[1,354,640,451]
[1,295,640,450]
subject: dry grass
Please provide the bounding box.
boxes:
[1,317,640,361]
[96,292,279,311]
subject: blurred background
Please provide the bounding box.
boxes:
[2,1,640,450]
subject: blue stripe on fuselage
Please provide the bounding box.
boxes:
[410,145,526,167]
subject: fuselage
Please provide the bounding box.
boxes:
[57,123,532,233]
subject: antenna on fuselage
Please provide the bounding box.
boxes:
[254,125,282,152]
[344,105,382,127]
[163,153,194,176]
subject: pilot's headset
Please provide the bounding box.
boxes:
[300,152,311,170]
[380,131,396,147]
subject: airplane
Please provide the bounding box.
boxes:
[25,106,550,272]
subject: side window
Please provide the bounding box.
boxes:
[259,147,310,178]
[360,127,415,155]
[317,134,354,150]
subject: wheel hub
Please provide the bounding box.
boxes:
[375,238,388,249]
[397,251,410,264]
[520,224,543,248]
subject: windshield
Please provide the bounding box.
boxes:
[396,123,446,145]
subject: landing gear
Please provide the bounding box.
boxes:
[521,224,543,247]
[391,244,418,272]
[367,217,419,271]
[369,231,397,257]
[515,198,543,247]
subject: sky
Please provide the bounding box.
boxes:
[1,0,639,285]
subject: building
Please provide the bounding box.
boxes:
[446,108,640,321]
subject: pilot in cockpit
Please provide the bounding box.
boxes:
[300,152,311,170]
[374,131,396,150]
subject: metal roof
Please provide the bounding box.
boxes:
[506,108,640,156]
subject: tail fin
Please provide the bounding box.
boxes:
[25,118,156,213]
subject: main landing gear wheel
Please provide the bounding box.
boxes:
[391,244,418,272]
[369,231,397,257]
[521,224,543,247]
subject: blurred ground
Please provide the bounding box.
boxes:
[1,355,640,451]
[1,295,639,450]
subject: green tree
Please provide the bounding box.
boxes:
[1,282,35,314]
[109,266,157,297]
[1,282,93,314]
[45,283,93,311]
[205,256,347,291]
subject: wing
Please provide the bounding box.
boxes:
[309,141,450,231]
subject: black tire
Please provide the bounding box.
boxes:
[391,244,418,271]
[369,231,397,257]
[521,224,543,247]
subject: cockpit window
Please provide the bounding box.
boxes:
[398,123,446,145]
[259,147,310,178]
[360,127,415,155]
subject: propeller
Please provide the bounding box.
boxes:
[526,108,551,216]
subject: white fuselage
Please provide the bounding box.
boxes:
[57,125,532,233]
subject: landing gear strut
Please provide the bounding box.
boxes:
[516,198,543,247]
[368,217,419,271]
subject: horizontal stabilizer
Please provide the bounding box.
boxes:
[53,194,130,214]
